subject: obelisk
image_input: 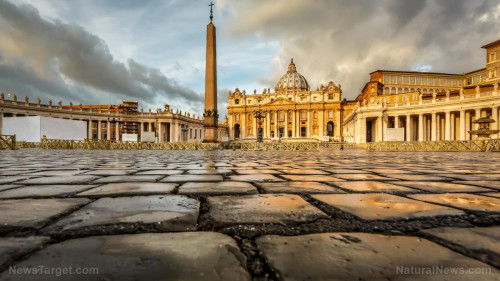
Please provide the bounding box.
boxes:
[203,2,218,143]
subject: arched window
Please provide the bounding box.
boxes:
[384,87,389,94]
[391,87,396,94]
[404,88,409,93]
[423,89,428,94]
[327,121,334,137]
[397,88,402,94]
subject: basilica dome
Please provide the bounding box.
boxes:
[275,59,309,92]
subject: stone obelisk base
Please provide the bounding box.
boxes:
[203,116,218,143]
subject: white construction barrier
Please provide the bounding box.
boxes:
[3,116,87,142]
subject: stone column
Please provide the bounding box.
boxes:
[445,111,451,141]
[169,122,174,142]
[284,110,289,138]
[159,122,163,142]
[116,122,120,141]
[97,120,102,140]
[307,110,311,137]
[475,108,481,130]
[459,110,466,140]
[394,115,399,128]
[140,122,144,141]
[377,116,383,142]
[107,121,111,140]
[382,115,387,142]
[266,113,271,139]
[241,113,246,139]
[292,110,296,138]
[406,115,411,141]
[418,114,424,141]
[492,106,499,139]
[465,112,471,140]
[431,112,437,141]
[253,116,257,138]
[87,119,92,140]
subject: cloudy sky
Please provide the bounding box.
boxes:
[1,0,499,119]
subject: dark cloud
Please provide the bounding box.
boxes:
[0,0,202,108]
[221,0,500,99]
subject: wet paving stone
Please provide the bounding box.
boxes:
[178,181,258,195]
[385,174,455,181]
[312,193,464,220]
[280,169,329,175]
[0,185,22,192]
[0,185,98,199]
[334,174,392,181]
[0,198,90,232]
[1,232,250,281]
[334,181,417,193]
[42,196,199,235]
[83,170,134,176]
[206,194,328,225]
[186,169,232,175]
[0,176,36,185]
[280,175,344,182]
[17,175,100,185]
[135,170,183,175]
[236,169,282,174]
[228,174,284,182]
[256,233,499,281]
[409,193,500,212]
[26,170,85,176]
[161,175,223,182]
[256,182,345,194]
[92,175,163,183]
[485,193,500,198]
[0,236,50,269]
[453,181,500,191]
[394,181,493,193]
[76,183,177,197]
[422,226,500,268]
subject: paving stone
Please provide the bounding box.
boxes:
[0,236,50,269]
[365,168,410,174]
[386,174,454,181]
[256,182,345,194]
[334,174,392,181]
[422,226,500,267]
[77,183,177,197]
[442,173,500,181]
[93,175,163,183]
[206,194,327,225]
[178,181,258,195]
[326,168,369,174]
[409,193,500,212]
[187,169,232,175]
[135,170,183,175]
[280,169,329,175]
[84,170,134,176]
[26,170,85,176]
[0,232,250,281]
[0,198,91,232]
[256,233,499,281]
[312,193,464,220]
[0,176,35,185]
[280,175,344,182]
[42,195,199,235]
[394,181,492,193]
[334,181,417,193]
[228,174,284,182]
[161,175,223,182]
[17,175,100,185]
[453,181,500,191]
[236,169,282,174]
[0,185,22,192]
[0,185,97,198]
[485,193,500,198]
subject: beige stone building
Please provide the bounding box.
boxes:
[227,59,352,141]
[344,39,500,143]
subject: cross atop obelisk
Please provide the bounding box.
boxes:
[203,1,218,142]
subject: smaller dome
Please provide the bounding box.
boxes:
[275,59,309,92]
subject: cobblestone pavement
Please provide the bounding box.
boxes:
[0,148,499,280]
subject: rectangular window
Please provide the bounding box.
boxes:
[328,110,333,118]
[421,77,427,85]
[391,76,397,83]
[410,76,415,84]
[397,76,403,84]
[235,99,239,105]
[235,114,239,121]
[403,76,409,84]
[301,111,306,119]
[328,94,333,100]
[415,76,421,84]
[440,78,446,86]
[248,100,252,104]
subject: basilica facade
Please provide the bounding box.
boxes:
[227,59,351,141]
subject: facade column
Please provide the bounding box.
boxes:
[418,114,424,141]
[284,110,289,138]
[253,116,257,138]
[492,106,499,139]
[107,121,111,140]
[475,108,481,130]
[465,112,471,140]
[431,112,437,141]
[169,122,174,142]
[307,110,311,137]
[266,113,271,139]
[445,111,451,141]
[406,115,411,141]
[116,122,120,141]
[382,115,387,142]
[459,110,466,141]
[97,120,102,140]
[140,122,144,141]
[292,110,296,138]
[241,113,246,139]
[0,112,3,135]
[377,116,383,142]
[394,115,399,128]
[87,119,92,140]
[159,122,163,142]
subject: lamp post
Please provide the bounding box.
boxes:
[340,98,346,150]
[253,104,267,142]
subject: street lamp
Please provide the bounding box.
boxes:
[253,104,267,142]
[340,98,346,150]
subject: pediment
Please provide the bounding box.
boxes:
[265,97,296,106]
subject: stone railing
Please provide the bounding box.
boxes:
[366,140,500,152]
[239,142,319,151]
[33,139,222,150]
[0,135,17,150]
